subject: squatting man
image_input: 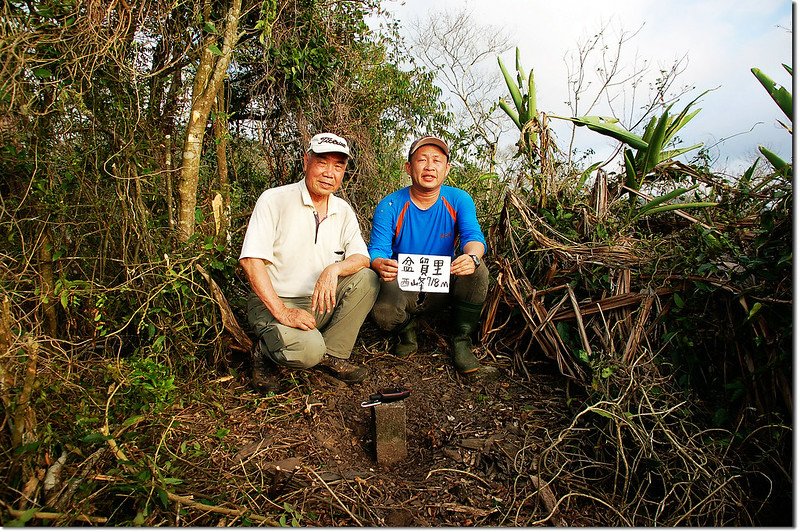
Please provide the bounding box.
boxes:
[239,133,379,390]
[368,135,494,377]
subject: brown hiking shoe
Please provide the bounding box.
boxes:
[251,346,281,394]
[317,354,368,384]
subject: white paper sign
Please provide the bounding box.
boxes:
[397,253,451,293]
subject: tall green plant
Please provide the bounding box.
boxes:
[556,94,704,189]
[553,95,715,220]
[497,47,538,153]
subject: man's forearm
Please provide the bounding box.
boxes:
[240,257,286,316]
[463,241,485,258]
[336,253,370,277]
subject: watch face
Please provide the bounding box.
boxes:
[471,255,480,267]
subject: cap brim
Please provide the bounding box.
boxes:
[309,147,350,157]
[409,137,449,160]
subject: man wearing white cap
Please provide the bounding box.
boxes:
[240,133,379,389]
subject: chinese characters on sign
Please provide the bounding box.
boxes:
[397,253,451,293]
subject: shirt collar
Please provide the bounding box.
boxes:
[297,179,340,215]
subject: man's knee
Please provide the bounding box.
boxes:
[262,327,325,369]
[346,268,380,301]
[453,262,490,304]
[371,297,406,331]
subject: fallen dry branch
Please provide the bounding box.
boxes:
[529,474,567,527]
[622,293,655,364]
[567,285,592,358]
[164,491,278,526]
[495,258,586,382]
[504,190,642,268]
[196,264,252,353]
[551,286,676,322]
[3,506,108,525]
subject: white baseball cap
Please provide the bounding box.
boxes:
[307,133,351,157]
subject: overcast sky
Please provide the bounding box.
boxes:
[377,0,793,174]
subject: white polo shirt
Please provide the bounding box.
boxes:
[240,179,370,297]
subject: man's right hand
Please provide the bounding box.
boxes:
[372,257,399,282]
[276,306,317,330]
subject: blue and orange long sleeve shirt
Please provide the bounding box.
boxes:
[368,185,487,261]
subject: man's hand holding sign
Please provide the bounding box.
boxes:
[397,254,451,293]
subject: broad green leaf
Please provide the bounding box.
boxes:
[498,56,524,120]
[498,99,521,129]
[746,302,763,321]
[554,115,649,150]
[33,68,52,79]
[663,90,709,142]
[81,432,112,443]
[660,142,703,161]
[592,408,613,419]
[758,146,790,172]
[664,107,702,143]
[519,95,529,125]
[208,44,222,56]
[157,488,169,507]
[642,202,717,215]
[640,115,658,143]
[122,414,145,429]
[203,21,218,34]
[623,149,638,191]
[751,67,792,121]
[527,68,537,119]
[742,160,759,181]
[577,162,603,190]
[638,184,698,214]
[642,106,673,174]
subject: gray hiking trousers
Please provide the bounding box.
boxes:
[247,268,379,369]
[371,262,489,331]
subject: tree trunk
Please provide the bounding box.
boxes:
[176,0,242,242]
[39,229,57,338]
[213,84,230,243]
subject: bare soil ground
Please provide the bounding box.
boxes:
[162,320,588,527]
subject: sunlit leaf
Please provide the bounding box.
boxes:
[751,67,792,121]
[638,185,696,214]
[758,146,790,173]
[555,115,649,151]
[642,202,717,216]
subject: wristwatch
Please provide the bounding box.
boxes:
[469,254,481,268]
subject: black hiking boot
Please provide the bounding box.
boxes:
[394,319,418,357]
[451,301,483,374]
